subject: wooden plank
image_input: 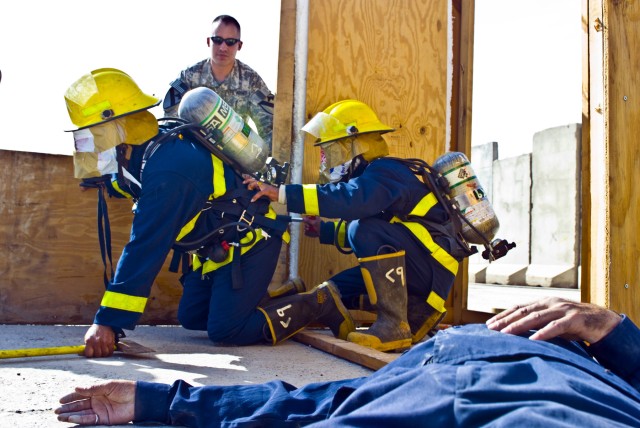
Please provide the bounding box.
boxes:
[294,329,399,370]
[604,0,640,319]
[450,0,476,324]
[587,0,608,308]
[580,0,591,304]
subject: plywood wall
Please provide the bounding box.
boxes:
[299,0,451,287]
[0,150,182,324]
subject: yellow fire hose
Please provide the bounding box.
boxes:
[0,341,154,359]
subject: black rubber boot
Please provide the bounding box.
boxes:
[259,281,355,345]
[347,250,412,352]
[358,291,446,344]
[258,277,307,307]
[407,294,446,344]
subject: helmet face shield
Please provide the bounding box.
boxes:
[71,111,158,179]
[301,112,355,144]
[72,148,119,179]
[302,100,394,145]
[319,138,356,169]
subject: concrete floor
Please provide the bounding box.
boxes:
[0,325,372,427]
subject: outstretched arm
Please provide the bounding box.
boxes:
[55,380,136,426]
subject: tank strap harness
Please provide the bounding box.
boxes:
[146,120,291,289]
[169,187,291,290]
[386,156,515,262]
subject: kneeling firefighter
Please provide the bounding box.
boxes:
[246,100,475,352]
[64,68,354,357]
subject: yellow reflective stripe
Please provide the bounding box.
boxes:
[426,290,446,313]
[409,193,438,217]
[302,184,320,215]
[176,155,226,242]
[176,211,202,241]
[337,221,347,247]
[82,100,111,118]
[110,180,133,199]
[211,155,226,198]
[101,291,147,313]
[266,206,290,243]
[391,217,459,275]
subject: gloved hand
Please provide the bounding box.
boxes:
[303,216,321,238]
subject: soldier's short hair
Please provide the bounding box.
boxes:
[212,15,241,35]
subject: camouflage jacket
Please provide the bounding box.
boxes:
[164,58,274,150]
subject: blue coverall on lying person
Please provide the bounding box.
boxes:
[55,298,640,426]
[132,318,640,426]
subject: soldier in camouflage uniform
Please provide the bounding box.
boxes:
[163,15,275,151]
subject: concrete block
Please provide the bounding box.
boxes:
[525,264,578,288]
[485,263,528,285]
[490,154,532,267]
[529,124,581,287]
[468,262,488,283]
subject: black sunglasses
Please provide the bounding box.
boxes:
[209,36,241,46]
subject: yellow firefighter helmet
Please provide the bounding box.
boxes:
[302,99,394,145]
[65,68,160,130]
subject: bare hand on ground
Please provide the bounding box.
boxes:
[55,380,136,426]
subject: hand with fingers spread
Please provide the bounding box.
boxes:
[83,324,116,358]
[486,297,622,344]
[55,380,136,426]
[242,175,279,203]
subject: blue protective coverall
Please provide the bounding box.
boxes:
[134,315,640,427]
[94,134,285,345]
[285,156,466,325]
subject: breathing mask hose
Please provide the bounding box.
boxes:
[172,221,258,253]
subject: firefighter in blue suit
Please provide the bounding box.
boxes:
[246,100,468,352]
[56,298,640,426]
[64,69,354,357]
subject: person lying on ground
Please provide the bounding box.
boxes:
[55,297,640,427]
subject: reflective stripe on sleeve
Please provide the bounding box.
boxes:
[302,184,320,215]
[101,291,147,313]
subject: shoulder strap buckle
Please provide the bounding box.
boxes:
[237,209,255,232]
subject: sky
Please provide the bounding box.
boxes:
[472,0,582,159]
[0,0,281,155]
[0,0,581,159]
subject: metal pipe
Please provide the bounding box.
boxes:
[289,0,309,279]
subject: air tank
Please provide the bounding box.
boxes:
[178,86,269,173]
[433,152,500,244]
